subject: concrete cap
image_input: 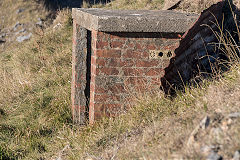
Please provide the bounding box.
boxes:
[72,8,198,33]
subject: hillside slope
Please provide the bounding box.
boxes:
[0,0,240,160]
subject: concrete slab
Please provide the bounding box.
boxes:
[72,8,198,33]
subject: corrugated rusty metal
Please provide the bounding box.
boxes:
[161,0,240,95]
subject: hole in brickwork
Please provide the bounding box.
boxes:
[158,52,164,57]
[167,51,172,57]
[149,50,173,59]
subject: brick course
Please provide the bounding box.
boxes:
[87,31,179,124]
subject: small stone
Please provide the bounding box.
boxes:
[56,157,62,160]
[233,150,240,160]
[16,8,24,14]
[227,118,233,125]
[53,23,62,30]
[210,127,223,142]
[15,28,26,35]
[201,145,218,155]
[207,152,222,160]
[13,22,21,31]
[162,0,183,10]
[228,112,240,119]
[16,33,32,42]
[221,120,228,129]
[0,33,6,39]
[187,116,210,147]
[200,116,210,129]
[0,33,5,43]
[36,18,43,26]
[171,153,184,160]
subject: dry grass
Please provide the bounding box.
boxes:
[99,69,240,159]
[92,0,164,10]
[91,0,240,12]
[0,0,50,52]
[0,0,240,159]
[0,0,48,28]
[45,66,240,160]
[0,8,73,159]
[179,0,240,13]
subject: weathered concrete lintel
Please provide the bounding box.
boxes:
[72,8,198,33]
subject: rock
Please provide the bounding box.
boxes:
[16,8,24,14]
[221,120,229,131]
[201,145,219,156]
[171,153,184,160]
[210,127,223,142]
[233,150,240,160]
[228,112,240,119]
[15,28,26,35]
[200,116,210,129]
[13,22,21,31]
[0,33,6,43]
[187,116,211,147]
[162,0,183,10]
[56,157,62,160]
[16,33,32,42]
[36,18,43,26]
[53,23,62,30]
[207,152,222,160]
[0,33,6,39]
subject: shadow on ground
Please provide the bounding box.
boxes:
[42,0,112,10]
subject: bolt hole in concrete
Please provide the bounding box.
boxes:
[167,51,172,57]
[158,52,164,57]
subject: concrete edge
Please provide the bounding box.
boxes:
[72,8,199,33]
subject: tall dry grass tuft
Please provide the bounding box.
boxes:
[208,0,240,72]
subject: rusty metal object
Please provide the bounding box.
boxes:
[161,0,240,95]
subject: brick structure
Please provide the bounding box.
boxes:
[72,8,198,124]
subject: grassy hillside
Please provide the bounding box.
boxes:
[0,0,240,159]
[0,5,73,159]
[93,0,240,13]
[92,0,165,10]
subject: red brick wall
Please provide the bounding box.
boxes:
[88,30,180,124]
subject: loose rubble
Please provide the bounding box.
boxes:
[207,152,222,160]
[13,22,21,31]
[15,28,26,35]
[233,150,240,160]
[36,18,43,27]
[184,112,240,159]
[16,33,32,42]
[187,116,210,147]
[16,8,25,14]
